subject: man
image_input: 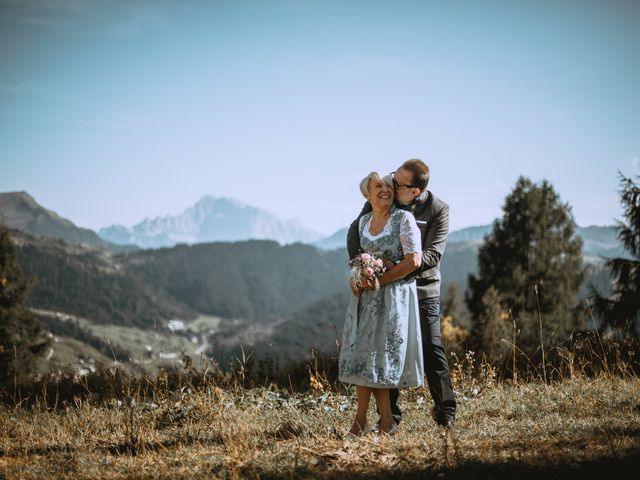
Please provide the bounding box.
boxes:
[346,158,456,427]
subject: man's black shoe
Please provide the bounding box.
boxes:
[432,406,455,428]
[431,406,440,423]
[442,414,455,429]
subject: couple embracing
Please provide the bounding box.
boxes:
[339,159,456,437]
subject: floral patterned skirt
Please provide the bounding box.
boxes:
[339,279,424,388]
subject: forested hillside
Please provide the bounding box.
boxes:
[13,230,194,329]
[120,240,349,321]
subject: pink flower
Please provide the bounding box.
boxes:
[361,253,371,261]
[365,267,374,276]
[375,259,384,267]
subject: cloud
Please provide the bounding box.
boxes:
[0,0,92,29]
[0,0,167,36]
[0,83,76,104]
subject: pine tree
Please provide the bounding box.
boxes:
[441,282,471,356]
[472,287,512,366]
[0,224,48,390]
[442,282,468,327]
[591,173,640,338]
[467,177,584,353]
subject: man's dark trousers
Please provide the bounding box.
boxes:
[390,296,456,425]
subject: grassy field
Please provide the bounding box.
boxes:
[1,372,639,479]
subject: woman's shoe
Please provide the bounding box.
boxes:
[379,422,399,436]
[344,422,372,440]
[343,431,359,441]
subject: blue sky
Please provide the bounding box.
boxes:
[1,0,639,236]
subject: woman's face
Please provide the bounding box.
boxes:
[368,177,393,210]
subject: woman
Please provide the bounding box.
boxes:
[339,172,424,436]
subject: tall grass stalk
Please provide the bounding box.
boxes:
[586,298,611,375]
[534,284,547,384]
[509,309,517,384]
[13,343,17,402]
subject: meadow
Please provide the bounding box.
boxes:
[1,352,639,479]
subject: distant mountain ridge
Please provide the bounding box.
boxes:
[316,223,624,258]
[314,228,348,250]
[448,225,492,243]
[0,190,625,258]
[99,196,323,248]
[0,191,134,252]
[447,224,624,258]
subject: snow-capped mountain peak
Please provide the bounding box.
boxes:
[98,196,322,248]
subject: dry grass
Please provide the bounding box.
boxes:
[1,372,639,480]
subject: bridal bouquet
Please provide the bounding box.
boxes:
[348,252,387,290]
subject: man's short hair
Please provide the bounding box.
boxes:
[400,159,430,191]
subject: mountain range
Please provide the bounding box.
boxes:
[0,191,624,258]
[309,224,624,259]
[98,196,323,248]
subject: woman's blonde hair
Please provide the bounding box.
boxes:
[359,171,394,199]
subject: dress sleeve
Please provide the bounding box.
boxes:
[399,211,422,255]
[358,213,370,240]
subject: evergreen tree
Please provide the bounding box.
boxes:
[0,224,47,390]
[442,282,467,326]
[591,173,640,338]
[467,177,584,353]
[473,287,512,366]
[440,283,471,356]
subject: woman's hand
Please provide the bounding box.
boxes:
[350,276,379,295]
[349,279,362,296]
[360,277,376,291]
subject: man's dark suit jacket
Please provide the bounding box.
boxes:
[346,192,449,299]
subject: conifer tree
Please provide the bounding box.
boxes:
[442,282,467,326]
[0,224,47,389]
[467,177,584,353]
[472,287,511,366]
[591,173,640,338]
[441,282,471,355]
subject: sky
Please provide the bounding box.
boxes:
[1,0,639,236]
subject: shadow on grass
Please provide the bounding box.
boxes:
[262,453,640,480]
[0,433,225,458]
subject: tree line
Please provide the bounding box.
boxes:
[448,174,639,371]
